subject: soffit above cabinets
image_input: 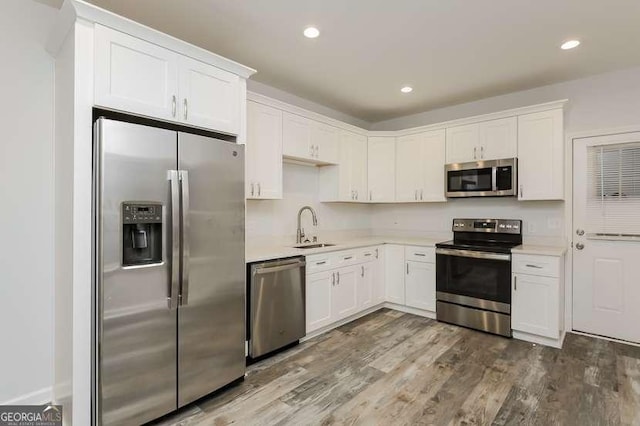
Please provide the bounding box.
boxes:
[83,0,640,123]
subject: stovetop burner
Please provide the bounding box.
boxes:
[436,218,523,253]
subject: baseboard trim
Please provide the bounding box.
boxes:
[570,330,640,347]
[383,303,436,319]
[1,386,52,405]
[512,330,564,349]
[301,304,385,342]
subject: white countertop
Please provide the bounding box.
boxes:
[246,236,443,263]
[511,244,567,257]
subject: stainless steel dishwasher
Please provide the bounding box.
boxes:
[248,257,306,359]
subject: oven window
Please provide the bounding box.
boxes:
[436,253,511,304]
[448,168,492,192]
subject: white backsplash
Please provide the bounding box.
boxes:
[371,198,566,246]
[246,163,372,245]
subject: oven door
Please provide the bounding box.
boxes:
[436,248,511,313]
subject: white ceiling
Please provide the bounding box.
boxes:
[83,0,640,123]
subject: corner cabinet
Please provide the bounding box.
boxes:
[319,131,368,202]
[511,253,564,347]
[282,112,339,165]
[94,24,242,135]
[517,109,564,200]
[367,137,396,202]
[395,130,446,202]
[246,101,282,199]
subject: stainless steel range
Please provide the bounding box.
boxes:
[435,218,522,337]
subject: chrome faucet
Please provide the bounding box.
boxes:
[296,206,318,244]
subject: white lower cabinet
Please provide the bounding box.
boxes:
[332,266,359,320]
[306,246,384,334]
[306,270,333,332]
[384,245,406,304]
[511,253,564,343]
[405,261,436,311]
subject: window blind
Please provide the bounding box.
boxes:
[587,142,640,238]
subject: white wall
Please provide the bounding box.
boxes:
[0,0,57,404]
[247,163,372,243]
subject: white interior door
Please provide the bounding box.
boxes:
[573,131,640,343]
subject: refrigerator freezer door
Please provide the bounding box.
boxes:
[177,132,246,407]
[97,119,178,425]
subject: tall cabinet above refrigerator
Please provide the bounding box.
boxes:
[94,118,245,425]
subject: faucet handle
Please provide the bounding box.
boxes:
[312,236,318,243]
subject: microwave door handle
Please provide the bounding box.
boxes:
[492,166,498,192]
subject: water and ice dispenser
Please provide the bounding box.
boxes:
[121,202,163,266]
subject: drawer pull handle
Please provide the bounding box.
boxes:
[344,256,353,260]
[414,253,426,257]
[364,253,372,257]
[316,261,326,265]
[525,264,543,269]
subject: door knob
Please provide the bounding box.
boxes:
[575,242,585,250]
[576,229,585,236]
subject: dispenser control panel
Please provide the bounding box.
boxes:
[122,203,162,224]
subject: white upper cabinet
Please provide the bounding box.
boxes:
[446,117,517,163]
[395,134,423,202]
[367,137,396,202]
[479,117,517,161]
[311,121,340,164]
[177,56,240,135]
[319,130,368,202]
[282,112,339,164]
[95,24,178,121]
[396,130,446,202]
[517,109,564,200]
[420,130,447,202]
[282,112,312,159]
[246,101,282,199]
[94,25,242,135]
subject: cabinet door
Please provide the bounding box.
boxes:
[306,271,333,333]
[178,56,240,134]
[246,101,282,199]
[94,25,178,121]
[348,133,368,201]
[282,112,312,159]
[311,122,339,164]
[395,134,423,202]
[405,261,436,311]
[478,117,517,161]
[368,137,396,202]
[512,273,559,338]
[357,262,375,310]
[332,266,359,321]
[373,246,386,304]
[384,245,405,304]
[518,109,564,200]
[419,129,447,202]
[446,123,479,163]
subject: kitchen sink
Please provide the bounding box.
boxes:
[293,243,336,249]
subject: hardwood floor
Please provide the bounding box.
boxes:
[153,309,640,426]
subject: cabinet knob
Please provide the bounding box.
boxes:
[576,229,585,236]
[575,242,585,250]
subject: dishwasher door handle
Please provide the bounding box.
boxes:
[254,261,306,275]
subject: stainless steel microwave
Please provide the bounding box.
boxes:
[445,158,517,198]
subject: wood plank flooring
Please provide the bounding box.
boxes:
[153,309,640,426]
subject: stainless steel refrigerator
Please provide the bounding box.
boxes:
[94,118,245,425]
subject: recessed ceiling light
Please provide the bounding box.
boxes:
[303,27,320,39]
[560,40,580,50]
[400,86,413,93]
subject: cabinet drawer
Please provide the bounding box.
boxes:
[306,254,335,273]
[405,246,435,263]
[358,247,378,263]
[512,254,560,278]
[337,250,358,267]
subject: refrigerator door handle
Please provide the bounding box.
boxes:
[169,170,181,310]
[180,170,191,305]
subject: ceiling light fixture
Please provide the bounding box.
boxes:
[560,39,580,50]
[400,86,413,93]
[303,27,320,39]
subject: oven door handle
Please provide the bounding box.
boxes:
[436,248,511,261]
